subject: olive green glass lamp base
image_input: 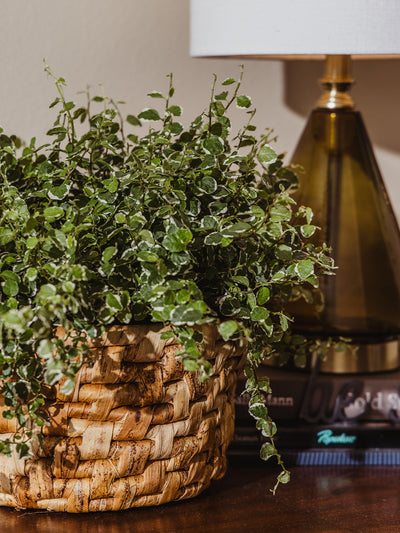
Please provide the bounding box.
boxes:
[289,55,400,374]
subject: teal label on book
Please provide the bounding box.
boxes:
[317,429,357,446]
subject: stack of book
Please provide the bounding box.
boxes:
[230,365,400,465]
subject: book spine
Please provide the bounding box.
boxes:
[235,370,400,426]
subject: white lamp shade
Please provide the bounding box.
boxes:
[190,0,400,58]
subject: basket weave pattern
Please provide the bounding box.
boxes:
[0,325,245,512]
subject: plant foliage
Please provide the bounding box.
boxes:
[0,66,333,492]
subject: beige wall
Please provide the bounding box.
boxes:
[1,0,399,219]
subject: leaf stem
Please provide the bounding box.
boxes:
[43,61,76,143]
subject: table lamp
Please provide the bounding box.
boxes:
[190,0,400,373]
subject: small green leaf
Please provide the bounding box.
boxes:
[104,178,118,193]
[19,328,34,342]
[215,91,228,101]
[0,229,14,246]
[247,292,256,310]
[266,222,283,239]
[257,287,270,305]
[1,270,19,282]
[138,108,161,121]
[211,101,225,116]
[71,265,86,280]
[301,224,317,238]
[203,136,224,155]
[199,176,217,194]
[2,279,18,297]
[218,320,238,340]
[62,281,75,293]
[26,236,38,249]
[176,289,190,304]
[60,379,75,395]
[106,292,123,311]
[210,122,223,136]
[162,229,193,253]
[3,310,24,330]
[249,402,268,419]
[209,201,227,215]
[222,222,251,237]
[280,313,289,331]
[232,276,249,287]
[204,232,223,246]
[102,246,117,263]
[306,275,319,288]
[250,205,265,218]
[44,206,64,221]
[15,380,28,401]
[6,297,18,309]
[73,107,86,120]
[127,114,141,126]
[147,91,164,98]
[44,358,64,386]
[272,269,286,281]
[270,205,291,222]
[256,418,277,437]
[37,339,54,359]
[48,184,69,200]
[49,97,60,108]
[46,126,67,136]
[137,251,158,262]
[222,237,233,247]
[115,213,126,224]
[182,358,200,372]
[278,471,291,484]
[25,268,38,282]
[275,244,292,261]
[295,259,314,280]
[258,144,277,164]
[167,105,182,116]
[170,305,203,325]
[160,331,175,340]
[170,122,183,135]
[250,306,270,321]
[38,284,57,299]
[260,442,276,461]
[236,95,252,109]
[222,78,235,86]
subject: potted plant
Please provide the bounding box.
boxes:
[0,66,332,512]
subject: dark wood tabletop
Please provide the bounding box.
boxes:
[1,458,400,533]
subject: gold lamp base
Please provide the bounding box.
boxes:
[319,337,400,374]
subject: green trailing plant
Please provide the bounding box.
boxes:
[0,65,333,493]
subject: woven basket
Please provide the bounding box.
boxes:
[0,324,246,512]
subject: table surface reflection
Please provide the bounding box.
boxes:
[1,459,400,532]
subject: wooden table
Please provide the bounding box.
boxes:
[1,459,400,532]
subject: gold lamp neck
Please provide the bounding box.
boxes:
[317,55,355,109]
